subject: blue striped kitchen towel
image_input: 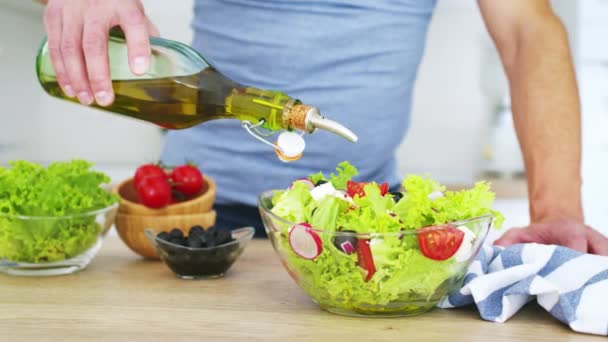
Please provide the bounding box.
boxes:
[438,243,608,336]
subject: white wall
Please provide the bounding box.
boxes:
[395,1,493,185]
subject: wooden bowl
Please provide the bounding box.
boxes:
[112,176,216,216]
[114,210,217,259]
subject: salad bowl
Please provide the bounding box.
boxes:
[0,203,118,276]
[256,162,500,317]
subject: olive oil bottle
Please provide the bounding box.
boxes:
[35,30,357,143]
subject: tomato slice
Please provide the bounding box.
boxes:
[346,181,365,198]
[418,225,465,261]
[356,239,376,282]
[346,181,390,198]
[378,182,389,196]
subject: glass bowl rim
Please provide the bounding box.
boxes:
[0,202,119,221]
[144,226,255,252]
[258,190,493,237]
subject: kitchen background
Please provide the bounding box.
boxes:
[0,0,606,237]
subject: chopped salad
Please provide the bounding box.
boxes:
[268,161,503,309]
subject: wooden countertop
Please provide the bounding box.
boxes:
[0,237,604,342]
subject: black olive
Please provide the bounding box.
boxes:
[169,228,184,239]
[389,191,404,202]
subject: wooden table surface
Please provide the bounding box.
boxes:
[0,237,604,342]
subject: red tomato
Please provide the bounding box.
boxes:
[346,181,389,198]
[170,165,204,196]
[346,181,366,198]
[136,176,172,209]
[418,225,465,261]
[134,164,167,189]
[378,182,389,196]
[356,239,376,282]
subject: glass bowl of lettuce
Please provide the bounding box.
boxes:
[0,160,119,276]
[258,162,503,317]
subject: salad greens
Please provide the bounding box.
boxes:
[0,160,118,263]
[269,161,503,313]
[272,161,504,235]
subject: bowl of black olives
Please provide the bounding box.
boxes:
[144,225,255,279]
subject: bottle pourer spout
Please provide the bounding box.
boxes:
[289,105,358,143]
[306,112,358,143]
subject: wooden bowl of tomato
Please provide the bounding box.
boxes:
[112,164,216,216]
[112,163,218,259]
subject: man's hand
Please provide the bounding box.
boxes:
[43,0,158,106]
[478,0,608,255]
[494,218,608,256]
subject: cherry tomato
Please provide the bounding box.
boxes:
[356,239,376,282]
[418,225,465,261]
[134,164,167,189]
[346,181,390,198]
[136,176,172,209]
[170,165,204,196]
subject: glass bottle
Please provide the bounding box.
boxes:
[35,29,358,144]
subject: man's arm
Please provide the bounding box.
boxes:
[478,0,608,254]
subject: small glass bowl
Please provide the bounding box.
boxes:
[258,190,493,317]
[145,227,255,279]
[0,204,118,277]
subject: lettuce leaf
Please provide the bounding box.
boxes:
[328,161,358,190]
[270,181,314,224]
[309,195,349,232]
[308,172,327,186]
[393,175,504,229]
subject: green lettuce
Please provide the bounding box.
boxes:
[271,181,315,224]
[393,175,505,229]
[309,196,349,233]
[329,161,358,189]
[0,160,118,263]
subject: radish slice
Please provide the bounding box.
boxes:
[289,223,322,260]
[289,178,315,190]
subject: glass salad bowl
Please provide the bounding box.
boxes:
[0,204,118,277]
[258,191,493,317]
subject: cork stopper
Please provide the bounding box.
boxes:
[288,104,311,131]
[284,103,359,142]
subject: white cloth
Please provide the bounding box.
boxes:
[438,243,608,336]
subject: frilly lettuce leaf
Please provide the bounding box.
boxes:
[309,196,349,232]
[393,175,503,229]
[328,161,358,190]
[271,181,314,224]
